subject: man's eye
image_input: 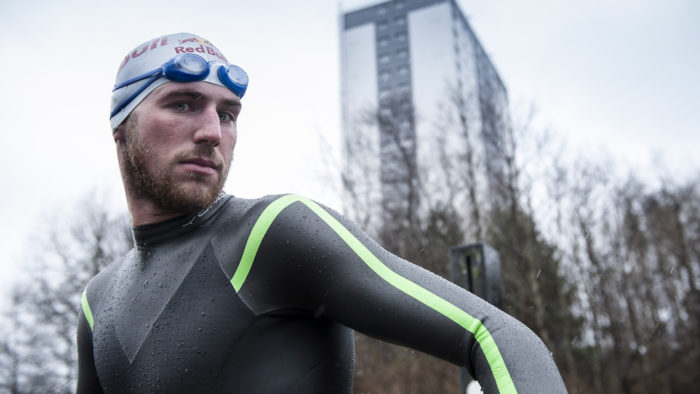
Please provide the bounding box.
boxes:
[174,103,190,112]
[219,112,235,123]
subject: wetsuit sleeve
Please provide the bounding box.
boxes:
[233,195,567,394]
[76,302,103,393]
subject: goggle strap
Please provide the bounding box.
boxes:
[113,69,162,91]
[110,73,161,118]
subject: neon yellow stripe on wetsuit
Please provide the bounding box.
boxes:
[82,288,95,331]
[231,194,517,394]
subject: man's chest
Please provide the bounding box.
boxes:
[91,243,256,391]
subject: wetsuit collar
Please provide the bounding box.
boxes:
[132,193,232,248]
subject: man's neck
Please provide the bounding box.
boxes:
[127,197,185,227]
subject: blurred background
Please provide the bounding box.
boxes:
[1,0,698,392]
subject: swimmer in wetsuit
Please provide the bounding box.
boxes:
[77,33,567,393]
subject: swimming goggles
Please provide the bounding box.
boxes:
[111,53,248,118]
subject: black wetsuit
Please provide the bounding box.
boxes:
[77,194,566,393]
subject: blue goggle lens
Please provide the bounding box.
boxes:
[163,53,210,82]
[217,64,248,99]
[176,53,208,73]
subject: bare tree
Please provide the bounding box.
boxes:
[546,156,700,393]
[340,83,579,392]
[0,192,131,394]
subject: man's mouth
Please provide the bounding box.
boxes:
[180,157,220,175]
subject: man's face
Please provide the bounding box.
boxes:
[120,81,241,213]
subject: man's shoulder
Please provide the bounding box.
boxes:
[223,193,342,225]
[224,193,292,207]
[210,193,331,252]
[218,193,350,250]
[80,248,132,320]
[219,193,318,221]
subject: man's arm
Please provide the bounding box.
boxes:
[233,195,567,393]
[76,305,103,393]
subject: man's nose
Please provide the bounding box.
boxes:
[193,107,222,147]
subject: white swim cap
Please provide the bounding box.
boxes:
[110,32,245,131]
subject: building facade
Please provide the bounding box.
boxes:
[340,0,510,239]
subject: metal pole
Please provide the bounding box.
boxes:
[449,243,502,392]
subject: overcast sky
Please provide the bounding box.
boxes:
[1,0,698,299]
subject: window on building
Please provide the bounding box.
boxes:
[378,36,389,48]
[380,69,391,82]
[379,88,392,100]
[379,94,392,105]
[396,32,406,43]
[379,53,391,64]
[395,0,404,11]
[377,20,388,31]
[394,17,406,27]
[397,48,408,59]
[397,65,408,76]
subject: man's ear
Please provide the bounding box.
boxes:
[113,125,126,144]
[114,113,136,144]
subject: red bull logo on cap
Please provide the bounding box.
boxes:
[175,36,226,62]
[174,44,227,62]
[117,35,227,73]
[179,37,213,45]
[118,36,169,72]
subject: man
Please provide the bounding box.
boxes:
[77,33,567,393]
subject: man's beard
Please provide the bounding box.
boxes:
[121,116,230,214]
